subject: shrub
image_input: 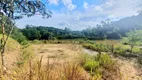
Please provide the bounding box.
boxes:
[114,45,126,55]
[11,27,28,45]
[84,60,100,72]
[132,46,141,53]
[96,54,113,66]
[80,53,121,80]
[83,43,111,52]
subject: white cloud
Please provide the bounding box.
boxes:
[62,0,77,11]
[103,0,115,8]
[105,0,142,18]
[75,16,80,20]
[94,6,103,12]
[83,2,88,9]
[58,21,70,27]
[48,0,59,5]
[82,0,142,19]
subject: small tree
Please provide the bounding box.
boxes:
[125,30,142,53]
[0,0,52,71]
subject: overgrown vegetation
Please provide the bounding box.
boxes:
[79,54,121,80]
[83,43,111,52]
[11,27,28,45]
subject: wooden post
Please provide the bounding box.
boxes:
[111,44,114,54]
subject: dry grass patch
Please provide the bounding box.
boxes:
[32,44,82,65]
[0,57,89,80]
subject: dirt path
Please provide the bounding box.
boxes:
[113,57,142,80]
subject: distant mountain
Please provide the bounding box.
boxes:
[112,12,142,30]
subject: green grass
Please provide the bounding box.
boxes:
[0,34,21,51]
[83,40,142,55]
[83,43,111,52]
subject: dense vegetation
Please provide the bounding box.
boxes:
[21,25,85,40]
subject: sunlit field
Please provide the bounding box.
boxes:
[0,0,142,80]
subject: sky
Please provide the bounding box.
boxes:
[16,0,142,30]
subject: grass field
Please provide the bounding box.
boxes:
[0,39,141,80]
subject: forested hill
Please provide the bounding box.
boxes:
[111,12,142,36]
[82,12,142,40]
[21,25,85,40]
[112,12,142,29]
[21,13,142,40]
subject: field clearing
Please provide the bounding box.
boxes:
[32,43,83,64]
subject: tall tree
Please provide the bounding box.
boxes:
[0,0,52,71]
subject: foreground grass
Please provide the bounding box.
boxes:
[0,53,121,80]
[0,58,88,80]
[0,41,121,80]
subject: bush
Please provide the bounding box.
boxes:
[96,54,113,66]
[114,46,125,55]
[84,60,100,72]
[80,53,121,80]
[11,27,28,44]
[132,46,141,53]
[83,43,111,52]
